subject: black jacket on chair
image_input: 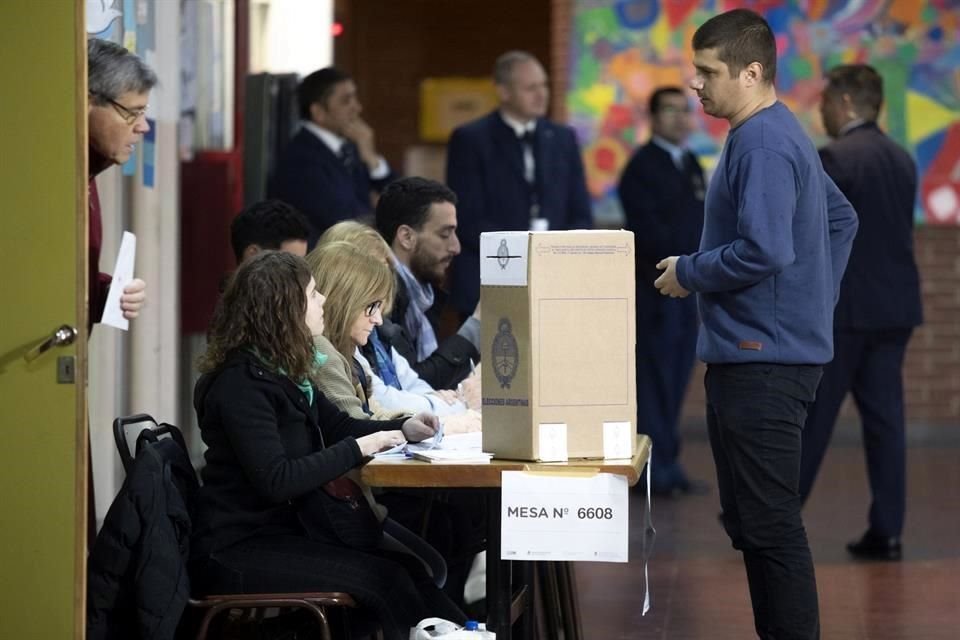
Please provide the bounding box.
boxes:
[87,437,198,640]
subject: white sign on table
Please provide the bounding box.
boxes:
[500,470,629,563]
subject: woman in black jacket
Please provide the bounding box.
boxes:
[190,251,465,639]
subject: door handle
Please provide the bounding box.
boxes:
[24,325,78,363]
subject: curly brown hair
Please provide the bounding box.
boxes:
[198,250,317,380]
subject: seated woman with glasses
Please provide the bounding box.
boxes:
[191,251,465,640]
[308,235,487,613]
[307,239,480,427]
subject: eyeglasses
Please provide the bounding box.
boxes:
[94,94,148,125]
[364,300,383,317]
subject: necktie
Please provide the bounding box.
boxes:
[339,142,357,171]
[518,129,539,219]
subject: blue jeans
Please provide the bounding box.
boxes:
[705,363,823,640]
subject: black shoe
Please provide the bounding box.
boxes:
[650,478,710,498]
[847,531,902,561]
[675,476,711,496]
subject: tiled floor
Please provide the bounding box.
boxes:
[576,422,960,639]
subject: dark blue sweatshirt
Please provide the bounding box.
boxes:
[676,101,858,365]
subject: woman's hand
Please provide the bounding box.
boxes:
[356,430,406,457]
[401,412,439,442]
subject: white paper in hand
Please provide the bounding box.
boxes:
[101,231,137,330]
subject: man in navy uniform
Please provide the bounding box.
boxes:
[271,67,393,246]
[445,51,592,317]
[618,86,706,495]
[800,64,922,561]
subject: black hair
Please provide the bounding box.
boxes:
[230,199,310,263]
[824,64,884,121]
[649,86,686,114]
[297,67,352,119]
[692,9,777,84]
[374,177,458,245]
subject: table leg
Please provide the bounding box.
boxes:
[486,488,536,639]
[486,489,511,639]
[518,561,535,639]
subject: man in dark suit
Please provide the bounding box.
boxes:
[618,86,706,496]
[445,50,593,316]
[801,64,922,560]
[270,67,393,246]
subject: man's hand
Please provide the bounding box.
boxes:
[401,412,439,442]
[654,257,690,298]
[343,118,379,169]
[430,389,459,406]
[120,278,147,319]
[459,369,482,411]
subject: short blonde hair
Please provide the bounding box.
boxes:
[316,220,395,314]
[305,240,395,359]
[317,220,393,263]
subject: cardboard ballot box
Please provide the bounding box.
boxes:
[480,230,636,461]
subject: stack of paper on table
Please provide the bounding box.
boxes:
[373,431,492,462]
[411,448,494,464]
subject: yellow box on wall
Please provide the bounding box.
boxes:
[419,77,498,142]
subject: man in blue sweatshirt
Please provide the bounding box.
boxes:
[654,9,858,640]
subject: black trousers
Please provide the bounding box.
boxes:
[194,533,466,640]
[706,363,823,640]
[799,328,912,537]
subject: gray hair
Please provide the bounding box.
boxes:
[493,50,540,86]
[88,38,157,103]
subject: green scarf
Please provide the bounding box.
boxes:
[249,347,328,405]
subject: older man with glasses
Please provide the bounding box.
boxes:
[84,37,156,551]
[87,37,155,331]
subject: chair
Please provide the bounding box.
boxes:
[110,413,383,640]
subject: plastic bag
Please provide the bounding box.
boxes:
[410,618,495,639]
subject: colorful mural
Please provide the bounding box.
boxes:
[568,0,960,224]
